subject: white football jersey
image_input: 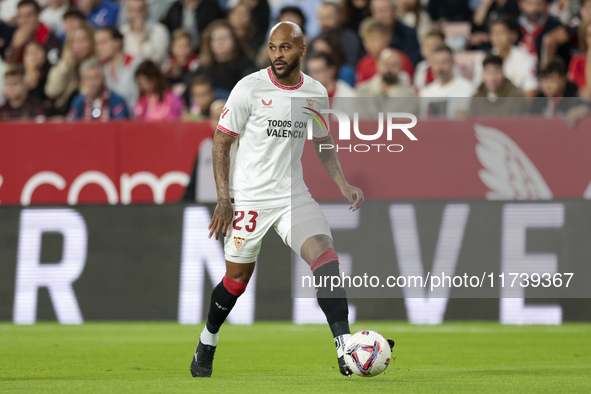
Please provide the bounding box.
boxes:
[217,67,330,208]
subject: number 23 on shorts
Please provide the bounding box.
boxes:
[233,210,258,232]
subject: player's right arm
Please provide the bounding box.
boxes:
[208,129,236,240]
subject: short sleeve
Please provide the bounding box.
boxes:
[312,92,330,141]
[217,80,251,137]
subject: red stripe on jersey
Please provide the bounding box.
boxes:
[313,134,330,141]
[218,125,238,137]
[267,67,304,90]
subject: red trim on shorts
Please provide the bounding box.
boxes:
[218,125,239,137]
[223,274,248,296]
[310,249,339,272]
[267,67,304,90]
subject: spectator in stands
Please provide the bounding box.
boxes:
[517,0,570,66]
[471,0,520,48]
[61,9,86,43]
[428,0,472,22]
[191,20,256,95]
[78,0,120,30]
[228,2,258,58]
[5,0,62,65]
[23,40,50,105]
[310,30,355,86]
[307,51,356,98]
[121,0,170,65]
[370,0,422,66]
[95,26,141,110]
[548,0,581,26]
[118,0,177,27]
[316,1,362,67]
[242,0,271,50]
[270,0,322,39]
[185,74,216,120]
[1,66,45,120]
[568,18,591,97]
[342,0,371,33]
[473,16,538,96]
[69,58,129,121]
[0,18,15,60]
[356,17,414,85]
[531,57,585,116]
[420,45,475,118]
[160,0,225,49]
[397,0,432,44]
[356,48,415,97]
[134,59,183,121]
[414,28,463,91]
[39,0,69,35]
[469,53,527,116]
[45,22,95,116]
[582,0,591,22]
[162,29,199,89]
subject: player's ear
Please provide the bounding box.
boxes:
[300,43,307,57]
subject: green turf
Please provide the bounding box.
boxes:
[0,322,590,393]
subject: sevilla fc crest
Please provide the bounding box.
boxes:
[234,236,245,251]
[306,98,315,109]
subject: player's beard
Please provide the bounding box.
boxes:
[270,57,300,80]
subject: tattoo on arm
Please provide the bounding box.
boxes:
[212,129,236,203]
[313,135,347,187]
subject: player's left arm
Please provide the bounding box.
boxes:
[313,136,364,211]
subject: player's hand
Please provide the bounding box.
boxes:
[341,185,364,212]
[208,199,233,240]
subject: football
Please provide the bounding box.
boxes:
[344,330,392,377]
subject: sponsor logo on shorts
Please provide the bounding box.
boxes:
[234,236,245,251]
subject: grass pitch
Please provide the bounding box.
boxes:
[0,322,590,393]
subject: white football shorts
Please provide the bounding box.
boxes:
[223,197,332,263]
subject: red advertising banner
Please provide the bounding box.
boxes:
[0,117,590,205]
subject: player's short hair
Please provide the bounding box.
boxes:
[307,51,337,69]
[99,26,124,42]
[63,8,86,21]
[278,6,307,34]
[172,28,193,45]
[433,44,453,56]
[4,65,25,80]
[423,28,445,42]
[482,53,503,69]
[539,58,567,78]
[190,75,214,90]
[488,14,520,33]
[359,17,388,38]
[17,0,41,14]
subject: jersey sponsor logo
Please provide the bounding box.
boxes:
[234,236,245,251]
[266,119,307,138]
[221,107,230,119]
[262,99,273,108]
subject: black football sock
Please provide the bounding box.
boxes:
[313,260,351,338]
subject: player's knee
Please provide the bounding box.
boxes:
[222,274,249,296]
[302,234,335,264]
[310,249,339,273]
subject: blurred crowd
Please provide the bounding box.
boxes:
[0,0,590,123]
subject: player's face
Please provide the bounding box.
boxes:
[268,29,304,79]
[482,64,504,94]
[519,0,546,23]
